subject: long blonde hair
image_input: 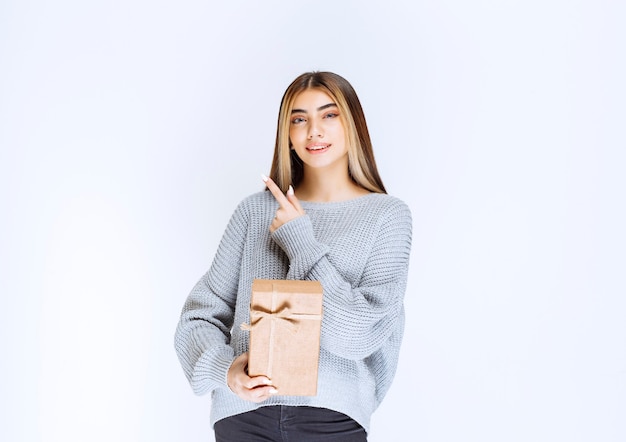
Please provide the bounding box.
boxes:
[268,72,386,194]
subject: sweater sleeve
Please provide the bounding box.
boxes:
[271,199,412,360]
[174,202,249,395]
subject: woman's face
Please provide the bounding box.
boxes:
[289,88,348,173]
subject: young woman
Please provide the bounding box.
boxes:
[175,71,412,441]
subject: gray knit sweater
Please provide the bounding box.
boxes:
[174,190,412,433]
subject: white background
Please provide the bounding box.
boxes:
[1,1,625,441]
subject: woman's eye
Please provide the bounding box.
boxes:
[291,117,306,124]
[323,112,339,119]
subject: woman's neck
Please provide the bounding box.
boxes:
[295,169,370,203]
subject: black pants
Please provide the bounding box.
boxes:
[214,405,367,442]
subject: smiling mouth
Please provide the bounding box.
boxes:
[306,144,331,151]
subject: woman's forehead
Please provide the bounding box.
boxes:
[292,88,335,110]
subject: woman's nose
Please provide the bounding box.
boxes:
[307,122,323,139]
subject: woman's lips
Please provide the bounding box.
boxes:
[306,143,331,153]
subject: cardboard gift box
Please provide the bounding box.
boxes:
[242,279,323,396]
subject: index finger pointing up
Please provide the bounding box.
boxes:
[261,174,290,208]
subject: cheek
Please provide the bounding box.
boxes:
[328,120,345,135]
[329,125,345,142]
[290,126,305,143]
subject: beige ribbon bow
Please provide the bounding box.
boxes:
[240,304,320,332]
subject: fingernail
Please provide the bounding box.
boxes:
[261,174,269,182]
[264,379,273,385]
[287,185,294,196]
[270,388,278,394]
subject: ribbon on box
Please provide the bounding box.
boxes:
[241,304,322,330]
[240,283,322,378]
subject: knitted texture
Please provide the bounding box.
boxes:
[174,190,412,432]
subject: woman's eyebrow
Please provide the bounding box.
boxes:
[291,103,338,114]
